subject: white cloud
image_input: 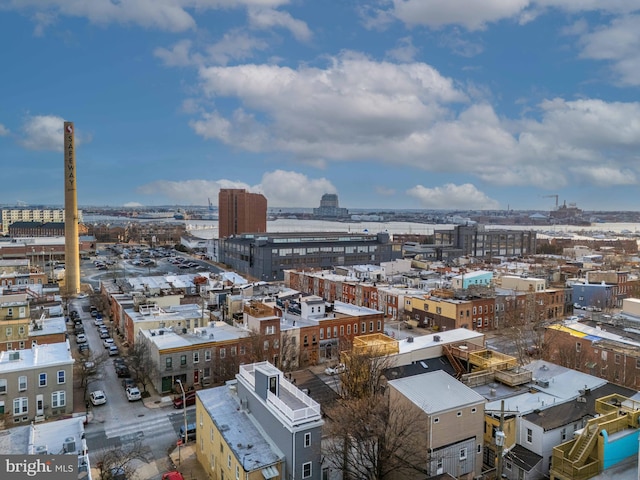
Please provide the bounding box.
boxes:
[574,15,640,86]
[407,183,500,209]
[0,124,9,136]
[5,0,291,33]
[259,170,336,207]
[19,115,68,151]
[154,39,197,67]
[569,165,637,186]
[205,30,270,65]
[385,36,419,62]
[136,170,335,207]
[188,53,640,190]
[248,7,312,42]
[389,0,530,31]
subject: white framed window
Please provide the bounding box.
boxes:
[227,454,231,468]
[304,432,311,447]
[18,326,25,335]
[193,352,200,363]
[52,391,66,408]
[231,346,237,356]
[459,447,467,460]
[220,348,226,358]
[18,376,27,391]
[263,341,269,351]
[13,397,27,415]
[302,462,312,478]
[239,345,246,355]
[6,327,12,337]
[236,465,240,480]
[205,350,211,361]
[0,379,7,394]
[39,373,47,387]
[526,428,533,443]
[57,370,66,384]
[265,326,275,335]
[0,400,4,414]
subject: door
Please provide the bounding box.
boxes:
[193,369,199,384]
[36,394,44,416]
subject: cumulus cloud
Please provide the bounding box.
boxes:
[248,7,312,42]
[154,39,197,67]
[0,124,9,136]
[574,15,640,86]
[18,115,86,152]
[137,170,336,207]
[186,52,640,190]
[205,30,270,65]
[5,0,291,33]
[385,37,419,62]
[407,183,500,209]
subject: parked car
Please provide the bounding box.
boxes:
[162,472,184,480]
[84,361,96,372]
[89,390,107,406]
[115,364,130,377]
[122,378,136,389]
[78,343,90,354]
[179,423,197,442]
[126,387,142,401]
[324,363,346,375]
[173,391,197,409]
[103,338,115,348]
[99,331,110,339]
[109,345,119,356]
[94,318,105,326]
[76,334,87,343]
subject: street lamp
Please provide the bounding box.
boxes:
[176,379,188,465]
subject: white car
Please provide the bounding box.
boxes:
[126,387,142,401]
[103,338,115,348]
[109,345,119,356]
[76,334,87,343]
[324,363,346,375]
[89,390,107,406]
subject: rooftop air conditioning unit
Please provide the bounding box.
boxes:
[538,379,550,388]
[9,351,20,361]
[63,437,76,453]
[35,445,48,455]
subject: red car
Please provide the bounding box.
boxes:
[173,391,196,409]
[162,473,184,480]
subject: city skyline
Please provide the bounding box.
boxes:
[0,2,639,211]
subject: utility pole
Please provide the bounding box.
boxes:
[495,400,506,480]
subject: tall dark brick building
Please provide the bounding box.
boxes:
[218,189,267,239]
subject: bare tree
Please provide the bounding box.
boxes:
[278,330,299,372]
[77,351,109,399]
[127,341,155,393]
[324,390,427,480]
[95,440,147,480]
[339,342,392,400]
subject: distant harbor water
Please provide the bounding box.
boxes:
[82,214,640,241]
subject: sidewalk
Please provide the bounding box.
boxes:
[168,443,208,480]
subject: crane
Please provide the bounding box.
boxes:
[542,194,559,210]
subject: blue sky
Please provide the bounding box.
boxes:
[1,1,639,211]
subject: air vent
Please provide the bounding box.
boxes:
[34,445,48,455]
[63,437,76,453]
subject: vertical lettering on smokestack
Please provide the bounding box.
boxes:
[63,121,80,296]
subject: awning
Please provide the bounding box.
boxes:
[262,465,279,479]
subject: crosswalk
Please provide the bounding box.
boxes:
[104,415,175,440]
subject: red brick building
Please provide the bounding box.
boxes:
[218,188,267,238]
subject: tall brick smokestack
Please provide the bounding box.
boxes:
[63,121,80,296]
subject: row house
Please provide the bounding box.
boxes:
[0,341,74,426]
[544,319,640,390]
[0,293,30,352]
[122,303,205,346]
[138,321,253,393]
[196,362,324,480]
[409,293,496,332]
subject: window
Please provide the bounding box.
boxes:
[0,379,6,394]
[39,373,47,387]
[263,341,269,351]
[319,329,324,340]
[6,327,12,337]
[18,326,25,335]
[18,376,27,391]
[236,465,240,480]
[477,318,482,328]
[304,432,311,447]
[0,400,4,414]
[326,327,331,339]
[526,428,533,443]
[347,325,351,335]
[377,321,381,331]
[57,370,65,384]
[166,357,173,369]
[193,352,200,363]
[340,325,344,336]
[228,454,231,468]
[302,462,312,478]
[13,397,27,415]
[615,354,621,365]
[473,307,477,315]
[576,342,581,353]
[239,345,246,355]
[205,350,211,361]
[459,448,467,460]
[52,391,66,408]
[220,348,226,358]
[471,407,477,413]
[354,324,358,334]
[561,428,567,441]
[361,322,365,333]
[231,346,237,356]
[180,355,187,366]
[265,325,275,335]
[304,335,309,346]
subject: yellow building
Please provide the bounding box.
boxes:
[0,293,31,351]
